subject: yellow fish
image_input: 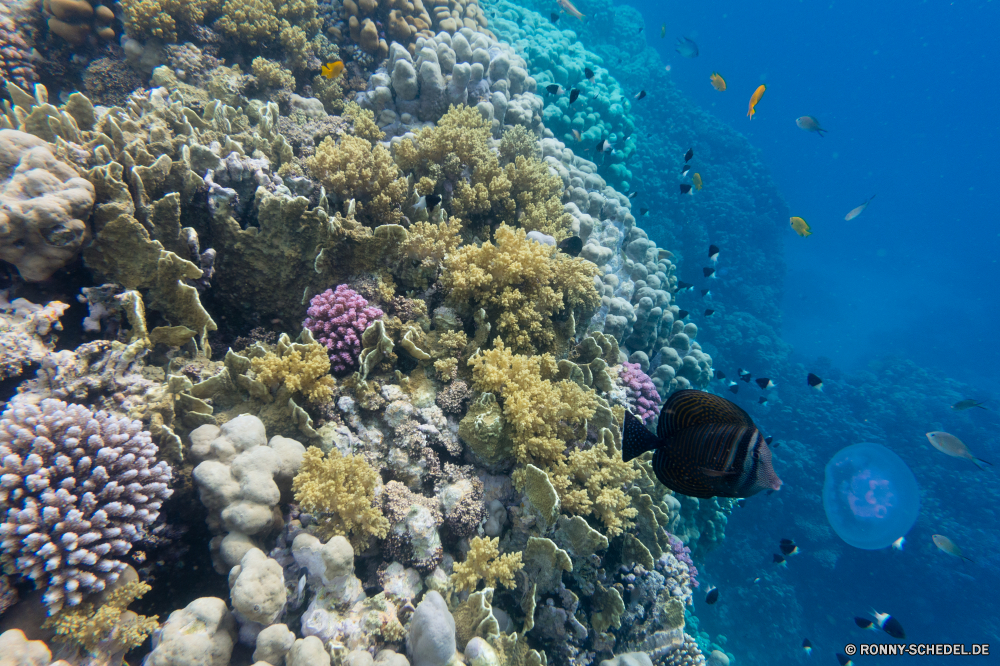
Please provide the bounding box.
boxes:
[321,60,345,80]
[692,173,703,190]
[710,72,726,91]
[932,535,974,562]
[747,84,766,119]
[790,216,811,237]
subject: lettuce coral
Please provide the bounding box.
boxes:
[442,224,600,354]
[293,447,390,549]
[451,536,523,593]
[306,135,407,226]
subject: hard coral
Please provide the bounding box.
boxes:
[306,134,407,226]
[304,285,385,374]
[0,397,173,612]
[442,224,600,354]
[451,536,523,593]
[293,446,390,550]
[0,4,38,89]
[250,337,337,403]
[0,293,69,380]
[120,0,210,42]
[618,362,661,424]
[44,579,158,654]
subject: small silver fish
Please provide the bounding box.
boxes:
[845,194,876,221]
[795,116,828,136]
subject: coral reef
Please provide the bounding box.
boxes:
[0,293,69,380]
[304,285,386,374]
[0,396,173,612]
[451,535,523,592]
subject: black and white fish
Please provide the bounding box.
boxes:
[807,373,823,390]
[755,378,775,390]
[558,236,583,257]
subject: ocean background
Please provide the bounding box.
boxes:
[602,0,1000,663]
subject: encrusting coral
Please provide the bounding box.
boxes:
[451,536,523,593]
[443,224,600,354]
[293,446,390,550]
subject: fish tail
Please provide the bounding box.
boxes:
[622,410,663,462]
[972,457,993,470]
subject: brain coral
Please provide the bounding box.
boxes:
[0,397,173,612]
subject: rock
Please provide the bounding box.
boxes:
[145,597,236,666]
[253,624,296,665]
[287,636,331,666]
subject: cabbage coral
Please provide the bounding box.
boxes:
[306,135,407,226]
[442,224,600,354]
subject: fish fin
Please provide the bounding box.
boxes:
[657,389,754,440]
[972,457,993,470]
[699,467,737,478]
[975,404,988,410]
[622,410,663,462]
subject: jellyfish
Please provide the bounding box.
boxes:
[822,442,920,550]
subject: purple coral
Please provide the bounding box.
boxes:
[0,397,173,612]
[619,362,661,424]
[303,285,384,374]
[668,533,700,588]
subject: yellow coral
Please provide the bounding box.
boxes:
[394,105,494,176]
[251,57,296,91]
[344,101,385,144]
[293,447,391,549]
[44,581,158,654]
[442,224,600,354]
[469,340,597,467]
[306,135,407,226]
[434,357,458,381]
[214,0,282,46]
[451,536,523,593]
[120,0,213,41]
[505,155,573,239]
[397,215,463,289]
[498,125,540,164]
[250,340,336,403]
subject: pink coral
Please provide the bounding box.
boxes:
[619,362,661,424]
[303,285,384,374]
[667,533,699,588]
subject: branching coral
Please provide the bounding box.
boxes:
[442,224,600,354]
[451,536,523,593]
[251,57,296,93]
[469,340,597,467]
[44,580,159,654]
[120,0,212,42]
[306,135,407,226]
[250,337,336,403]
[394,105,495,176]
[303,285,384,374]
[397,215,463,289]
[293,447,390,550]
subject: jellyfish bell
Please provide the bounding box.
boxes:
[822,442,920,550]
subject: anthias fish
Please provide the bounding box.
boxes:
[925,431,992,469]
[676,36,699,58]
[558,235,583,257]
[705,587,719,604]
[710,72,726,91]
[321,60,345,80]
[845,194,876,220]
[796,115,828,136]
[747,84,766,119]
[807,373,823,390]
[622,389,782,499]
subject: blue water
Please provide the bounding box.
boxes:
[609,0,1000,663]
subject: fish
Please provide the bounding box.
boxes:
[872,610,905,640]
[773,554,787,567]
[676,36,699,58]
[681,164,692,176]
[764,436,774,446]
[676,309,689,320]
[796,116,828,137]
[596,139,612,152]
[572,129,582,142]
[321,60,345,80]
[701,288,711,298]
[755,378,775,390]
[413,193,441,212]
[660,24,666,38]
[705,309,715,317]
[634,90,647,101]
[932,534,974,562]
[892,536,905,551]
[951,399,986,411]
[747,84,766,119]
[779,539,798,556]
[710,72,726,91]
[585,67,595,80]
[677,281,694,292]
[637,27,643,34]
[708,244,720,261]
[557,0,585,20]
[640,208,650,216]
[545,84,564,95]
[680,184,693,194]
[790,216,812,237]
[807,373,823,390]
[692,173,703,190]
[758,396,768,405]
[550,12,559,23]
[802,639,812,655]
[737,498,747,508]
[728,383,739,395]
[569,89,580,103]
[836,654,853,666]
[714,370,726,380]
[703,267,715,278]
[925,431,992,470]
[627,191,638,198]
[621,389,782,498]
[844,194,876,221]
[855,617,875,630]
[558,235,583,257]
[705,587,719,604]
[684,148,694,162]
[738,369,751,382]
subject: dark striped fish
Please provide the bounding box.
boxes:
[622,389,782,498]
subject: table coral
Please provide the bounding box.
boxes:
[293,446,390,549]
[442,224,600,354]
[304,285,385,374]
[451,536,523,593]
[0,396,173,612]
